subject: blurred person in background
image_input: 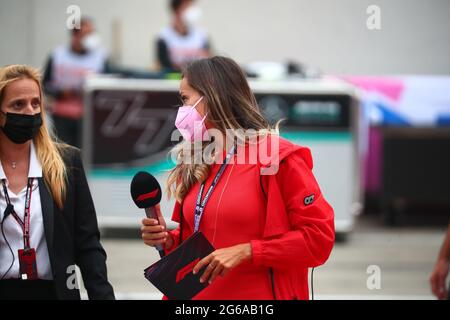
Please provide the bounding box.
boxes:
[430,220,450,300]
[156,0,212,73]
[0,65,114,300]
[43,17,111,148]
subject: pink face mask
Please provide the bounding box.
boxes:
[175,96,209,142]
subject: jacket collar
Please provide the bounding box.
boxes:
[38,178,55,276]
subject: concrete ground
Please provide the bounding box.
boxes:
[79,214,448,300]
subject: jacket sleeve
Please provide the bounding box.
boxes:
[71,149,115,299]
[250,151,335,269]
[164,227,181,255]
[164,201,184,255]
[42,55,63,99]
[156,38,173,71]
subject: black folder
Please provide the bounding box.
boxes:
[144,231,215,300]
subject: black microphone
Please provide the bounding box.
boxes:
[130,171,165,258]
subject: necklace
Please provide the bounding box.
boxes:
[0,158,19,169]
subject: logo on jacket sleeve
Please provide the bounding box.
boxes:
[303,194,315,206]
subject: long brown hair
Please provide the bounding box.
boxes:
[167,56,272,202]
[0,65,68,209]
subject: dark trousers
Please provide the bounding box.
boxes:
[52,116,82,148]
[0,279,57,300]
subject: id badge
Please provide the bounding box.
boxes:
[18,248,38,280]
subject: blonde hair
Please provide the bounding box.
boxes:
[0,64,68,209]
[167,56,275,202]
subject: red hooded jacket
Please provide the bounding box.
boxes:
[165,136,335,300]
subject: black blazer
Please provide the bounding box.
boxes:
[38,147,114,299]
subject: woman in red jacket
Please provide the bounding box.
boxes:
[141,56,335,300]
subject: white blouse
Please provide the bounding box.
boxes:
[0,142,52,280]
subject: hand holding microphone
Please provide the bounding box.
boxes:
[141,205,173,250]
[130,171,172,257]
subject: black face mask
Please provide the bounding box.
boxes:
[1,112,43,144]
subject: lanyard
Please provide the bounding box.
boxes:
[194,144,235,233]
[1,178,34,249]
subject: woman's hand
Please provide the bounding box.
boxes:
[430,258,449,300]
[141,204,174,250]
[193,243,252,285]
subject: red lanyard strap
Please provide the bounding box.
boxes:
[1,178,34,249]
